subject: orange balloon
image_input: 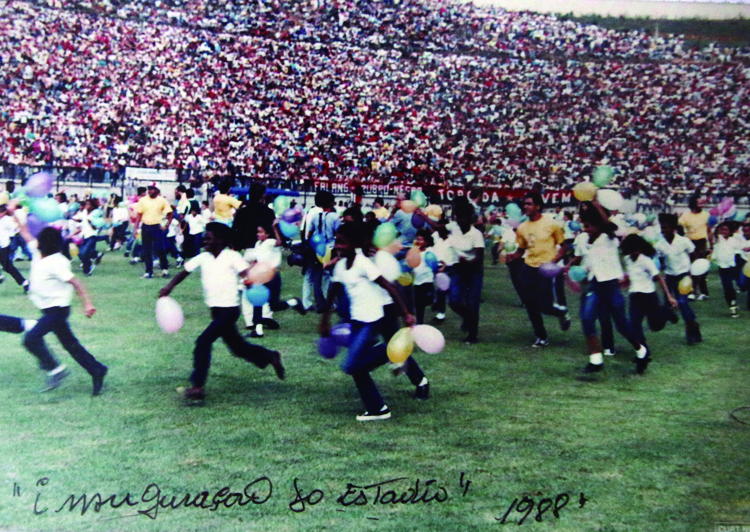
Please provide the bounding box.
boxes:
[383,239,403,256]
[406,246,421,268]
[400,200,417,214]
[247,261,276,285]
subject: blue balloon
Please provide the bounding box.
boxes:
[411,212,425,229]
[330,322,352,347]
[317,336,339,359]
[569,221,582,232]
[399,259,412,273]
[424,251,439,272]
[568,265,588,283]
[245,285,271,306]
[310,233,324,247]
[314,242,328,257]
[278,220,300,240]
[708,215,718,227]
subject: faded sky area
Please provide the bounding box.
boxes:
[468,0,750,19]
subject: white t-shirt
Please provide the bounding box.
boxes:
[445,222,484,262]
[713,236,740,269]
[413,249,435,286]
[332,254,386,323]
[430,233,455,266]
[654,235,694,276]
[0,215,16,248]
[581,234,623,282]
[185,249,249,308]
[28,241,75,309]
[731,233,750,261]
[625,254,659,294]
[246,238,282,269]
[185,213,207,235]
[73,209,97,239]
[112,206,129,225]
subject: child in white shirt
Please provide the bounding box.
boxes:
[412,229,436,324]
[159,222,284,402]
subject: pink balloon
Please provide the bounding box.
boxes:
[247,262,276,285]
[24,171,54,198]
[71,235,83,246]
[718,198,734,214]
[435,272,451,292]
[411,325,445,354]
[709,208,720,216]
[156,297,184,333]
[539,262,563,279]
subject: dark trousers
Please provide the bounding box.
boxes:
[341,310,425,413]
[165,235,181,260]
[449,265,483,339]
[110,222,128,249]
[579,280,639,346]
[142,224,168,275]
[0,246,26,285]
[182,233,202,259]
[519,263,566,340]
[719,267,738,306]
[414,283,434,324]
[629,292,669,348]
[24,307,105,376]
[192,307,275,388]
[507,259,525,306]
[10,234,32,261]
[432,265,453,314]
[308,262,330,311]
[553,271,568,308]
[0,314,24,333]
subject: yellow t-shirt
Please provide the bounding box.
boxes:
[213,193,241,221]
[373,207,389,220]
[516,216,564,268]
[678,211,709,241]
[0,191,8,205]
[135,196,172,225]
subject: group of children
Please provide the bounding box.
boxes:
[2,184,748,423]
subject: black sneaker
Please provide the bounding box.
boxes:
[356,406,391,421]
[262,318,280,330]
[559,312,572,331]
[184,386,205,400]
[0,275,5,285]
[291,298,307,316]
[415,381,430,400]
[583,363,604,373]
[23,281,29,294]
[532,338,549,348]
[269,351,285,380]
[635,354,651,375]
[92,366,108,396]
[42,367,69,392]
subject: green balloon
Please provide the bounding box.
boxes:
[373,222,398,249]
[410,190,427,209]
[593,166,615,188]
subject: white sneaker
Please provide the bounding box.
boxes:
[687,294,696,301]
[604,349,616,357]
[162,270,170,278]
[697,294,708,301]
[356,406,391,421]
[435,312,446,320]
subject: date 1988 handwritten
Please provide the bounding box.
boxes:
[495,492,589,525]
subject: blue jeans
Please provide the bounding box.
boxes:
[449,265,483,339]
[719,267,738,306]
[665,273,696,323]
[629,292,669,347]
[0,314,24,334]
[24,307,106,376]
[192,307,275,388]
[79,236,98,275]
[579,280,639,347]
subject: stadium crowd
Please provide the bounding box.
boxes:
[0,0,749,207]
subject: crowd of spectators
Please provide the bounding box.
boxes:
[0,0,749,204]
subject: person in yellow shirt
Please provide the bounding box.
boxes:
[213,182,242,225]
[371,197,389,221]
[133,183,173,279]
[507,192,571,347]
[679,196,713,300]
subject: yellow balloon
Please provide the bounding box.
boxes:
[406,246,421,268]
[400,200,417,214]
[317,247,332,265]
[744,262,750,278]
[69,243,79,257]
[387,328,414,363]
[573,181,597,202]
[424,204,443,219]
[397,272,414,286]
[678,276,693,295]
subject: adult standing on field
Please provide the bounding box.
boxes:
[133,183,173,279]
[507,191,571,347]
[679,195,712,301]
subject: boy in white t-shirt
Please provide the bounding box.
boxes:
[14,214,108,395]
[159,222,285,402]
[0,204,28,291]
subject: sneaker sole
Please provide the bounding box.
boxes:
[356,412,392,421]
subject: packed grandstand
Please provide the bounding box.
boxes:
[0,0,748,204]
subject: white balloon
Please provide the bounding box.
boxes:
[156,297,184,334]
[598,189,623,212]
[374,250,401,282]
[690,259,710,277]
[619,199,637,214]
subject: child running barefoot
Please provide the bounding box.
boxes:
[158,223,284,402]
[620,234,679,357]
[654,214,703,345]
[319,223,427,421]
[567,202,651,374]
[14,214,108,395]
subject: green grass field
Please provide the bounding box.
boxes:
[0,251,748,532]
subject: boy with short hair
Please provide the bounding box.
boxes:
[158,222,285,401]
